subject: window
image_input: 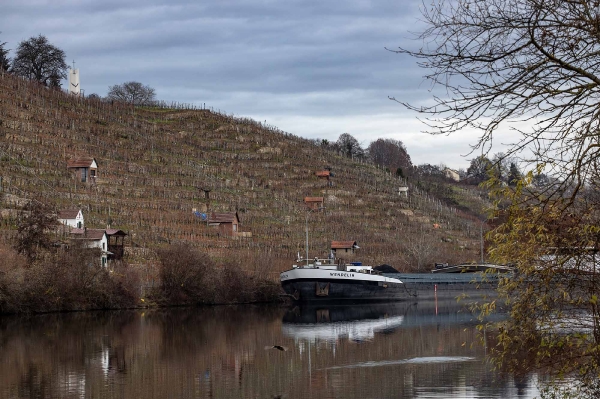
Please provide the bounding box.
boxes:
[77,221,82,228]
[81,168,87,182]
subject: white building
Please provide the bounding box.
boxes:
[69,228,109,267]
[68,68,80,95]
[444,168,460,182]
[58,209,84,228]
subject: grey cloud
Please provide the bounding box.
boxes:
[1,0,467,166]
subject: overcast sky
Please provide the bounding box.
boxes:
[0,0,504,170]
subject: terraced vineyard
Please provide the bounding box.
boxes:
[0,72,486,276]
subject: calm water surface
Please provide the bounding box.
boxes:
[0,300,544,399]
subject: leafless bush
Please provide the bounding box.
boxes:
[402,227,441,272]
[156,244,281,305]
[0,243,27,312]
[0,242,139,313]
[216,257,281,303]
[15,200,57,261]
[157,244,215,304]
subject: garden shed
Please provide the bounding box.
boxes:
[304,197,324,211]
[331,240,359,259]
[208,212,240,236]
[67,157,98,183]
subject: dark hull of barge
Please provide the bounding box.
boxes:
[281,278,411,302]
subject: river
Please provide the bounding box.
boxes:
[0,299,544,398]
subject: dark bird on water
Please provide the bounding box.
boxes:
[265,345,288,351]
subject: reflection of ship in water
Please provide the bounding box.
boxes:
[282,304,405,342]
[282,300,505,342]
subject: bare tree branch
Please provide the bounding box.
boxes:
[393,0,600,200]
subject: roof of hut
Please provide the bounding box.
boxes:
[58,209,80,219]
[208,212,239,224]
[331,240,358,249]
[67,157,97,168]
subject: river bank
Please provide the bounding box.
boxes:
[0,243,282,314]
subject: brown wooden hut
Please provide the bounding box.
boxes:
[304,196,324,211]
[208,212,240,236]
[331,240,359,259]
[315,170,331,179]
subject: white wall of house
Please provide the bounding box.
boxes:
[59,210,84,228]
[85,234,109,268]
[86,234,108,251]
[444,168,460,182]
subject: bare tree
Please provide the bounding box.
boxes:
[403,228,438,272]
[336,133,364,159]
[12,35,67,87]
[15,201,57,261]
[393,0,600,390]
[107,81,156,105]
[391,0,600,200]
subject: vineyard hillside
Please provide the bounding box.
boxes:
[0,72,490,276]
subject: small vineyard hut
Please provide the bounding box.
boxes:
[331,240,359,259]
[304,197,324,211]
[208,212,240,236]
[67,157,98,183]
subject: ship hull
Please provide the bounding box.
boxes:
[280,268,411,302]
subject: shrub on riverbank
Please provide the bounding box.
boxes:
[155,244,281,305]
[0,242,281,314]
[0,243,139,313]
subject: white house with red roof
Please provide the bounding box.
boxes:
[56,209,127,267]
[58,209,84,229]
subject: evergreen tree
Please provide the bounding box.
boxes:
[0,35,9,72]
[507,162,522,186]
[466,155,492,184]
